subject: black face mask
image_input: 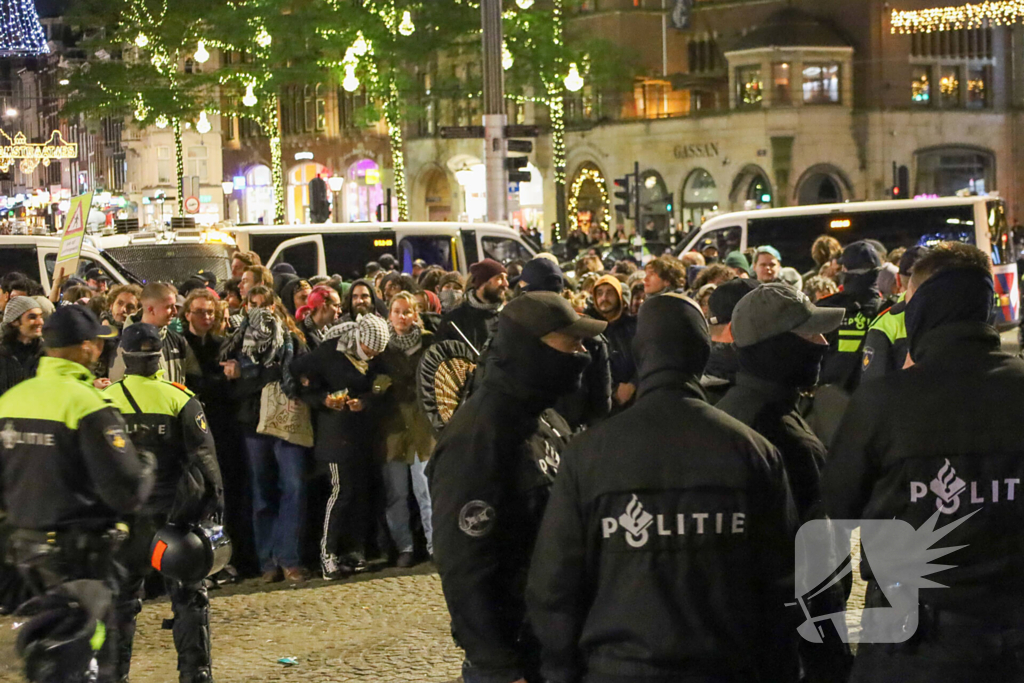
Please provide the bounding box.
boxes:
[532,342,592,396]
[738,332,828,390]
[124,353,161,378]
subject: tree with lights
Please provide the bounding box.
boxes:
[0,0,49,56]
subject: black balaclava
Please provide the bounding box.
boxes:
[905,267,993,361]
[632,293,711,397]
[487,318,591,404]
[123,352,162,378]
[738,332,827,390]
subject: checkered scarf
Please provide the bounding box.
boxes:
[241,307,285,367]
[388,322,423,355]
[325,313,390,360]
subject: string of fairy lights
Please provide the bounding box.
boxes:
[0,0,49,57]
[567,166,609,235]
[891,1,1024,33]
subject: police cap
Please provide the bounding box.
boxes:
[42,305,116,348]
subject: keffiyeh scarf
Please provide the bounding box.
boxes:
[325,313,390,361]
[242,307,285,367]
[388,323,423,355]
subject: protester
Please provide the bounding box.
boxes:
[702,278,759,403]
[823,242,1024,682]
[0,275,32,314]
[526,292,799,683]
[377,293,435,566]
[296,285,342,349]
[341,278,386,322]
[753,245,782,283]
[587,274,637,410]
[221,278,243,315]
[804,275,839,302]
[805,235,843,282]
[628,278,646,316]
[691,262,735,292]
[240,265,274,301]
[430,292,604,683]
[0,296,44,394]
[643,255,686,296]
[221,285,310,584]
[109,282,201,387]
[724,250,752,278]
[779,266,803,292]
[231,250,261,280]
[293,311,390,578]
[436,259,507,353]
[861,245,930,383]
[97,284,142,379]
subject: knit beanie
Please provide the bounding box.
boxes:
[3,296,39,325]
[468,259,507,289]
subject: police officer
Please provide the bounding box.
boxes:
[526,293,799,683]
[859,245,930,383]
[104,323,224,683]
[429,292,605,683]
[0,305,155,681]
[823,242,1024,682]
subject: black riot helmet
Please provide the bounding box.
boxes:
[149,522,232,583]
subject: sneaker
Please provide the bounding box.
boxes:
[321,555,347,581]
[340,553,370,574]
[395,552,416,568]
[261,567,283,584]
[283,567,309,583]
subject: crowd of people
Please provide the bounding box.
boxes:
[0,228,1022,683]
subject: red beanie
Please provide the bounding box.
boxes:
[469,258,507,289]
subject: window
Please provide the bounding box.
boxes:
[304,85,315,132]
[186,146,208,181]
[692,226,741,262]
[939,66,960,107]
[399,235,454,272]
[157,146,171,184]
[0,245,39,280]
[967,66,987,108]
[735,66,763,107]
[322,233,396,281]
[274,240,318,278]
[772,62,791,105]
[802,63,840,104]
[461,230,479,264]
[912,66,931,105]
[315,85,326,131]
[482,236,533,264]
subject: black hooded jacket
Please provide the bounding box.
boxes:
[527,293,799,683]
[340,278,388,322]
[817,270,883,392]
[435,289,502,353]
[0,335,42,395]
[428,318,575,683]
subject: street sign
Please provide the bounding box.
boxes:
[508,182,520,212]
[440,126,485,139]
[507,139,533,154]
[184,195,200,214]
[55,192,93,282]
[505,125,541,138]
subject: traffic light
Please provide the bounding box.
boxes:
[614,176,632,219]
[506,156,531,184]
[665,192,674,213]
[896,165,910,199]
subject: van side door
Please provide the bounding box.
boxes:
[267,235,325,279]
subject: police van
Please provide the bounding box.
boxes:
[677,196,1019,326]
[228,222,536,281]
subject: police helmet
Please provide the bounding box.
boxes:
[11,580,110,683]
[149,521,232,583]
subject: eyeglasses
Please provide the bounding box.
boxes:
[190,307,216,317]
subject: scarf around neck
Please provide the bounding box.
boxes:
[466,288,502,312]
[242,307,285,367]
[388,323,423,355]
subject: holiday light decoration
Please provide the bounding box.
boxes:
[891,1,1024,33]
[398,10,415,36]
[155,115,168,129]
[135,32,149,48]
[194,40,209,63]
[0,0,49,56]
[516,0,535,8]
[564,63,583,92]
[342,63,360,91]
[502,41,514,70]
[255,27,272,47]
[242,82,258,107]
[568,167,610,234]
[195,111,211,134]
[0,130,78,174]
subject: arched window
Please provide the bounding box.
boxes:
[681,168,719,231]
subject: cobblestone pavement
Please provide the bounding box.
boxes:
[0,551,868,683]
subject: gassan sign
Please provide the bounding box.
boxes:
[673,142,720,160]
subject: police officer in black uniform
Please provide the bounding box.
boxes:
[104,324,224,683]
[0,305,155,682]
[526,293,799,683]
[429,292,605,683]
[823,242,1024,682]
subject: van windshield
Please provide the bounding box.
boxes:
[746,205,977,274]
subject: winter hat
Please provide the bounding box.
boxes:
[423,290,442,314]
[468,259,507,289]
[513,258,564,293]
[3,296,40,326]
[32,296,55,319]
[707,278,759,325]
[724,251,751,275]
[437,272,464,291]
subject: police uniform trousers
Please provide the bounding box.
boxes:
[114,514,211,682]
[7,527,124,683]
[851,583,1024,683]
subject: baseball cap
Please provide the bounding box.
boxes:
[754,245,782,262]
[731,283,844,348]
[501,291,607,339]
[899,245,931,277]
[42,304,116,348]
[85,267,110,282]
[840,240,882,272]
[707,278,759,325]
[512,258,564,293]
[120,323,162,355]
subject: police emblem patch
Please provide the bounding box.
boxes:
[862,347,874,370]
[196,412,208,433]
[104,426,128,451]
[458,500,496,538]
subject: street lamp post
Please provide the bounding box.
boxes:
[221,181,234,222]
[327,176,344,223]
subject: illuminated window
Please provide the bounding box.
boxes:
[772,62,791,106]
[736,66,763,108]
[803,63,840,104]
[911,66,931,105]
[967,66,987,109]
[939,66,960,107]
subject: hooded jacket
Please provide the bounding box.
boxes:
[0,334,42,395]
[816,270,883,392]
[586,275,637,389]
[340,278,388,322]
[428,317,575,683]
[527,293,799,683]
[435,288,502,353]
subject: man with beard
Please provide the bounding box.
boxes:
[436,259,508,353]
[587,275,637,411]
[823,242,1024,682]
[96,284,142,380]
[340,279,387,323]
[526,293,799,683]
[430,292,606,683]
